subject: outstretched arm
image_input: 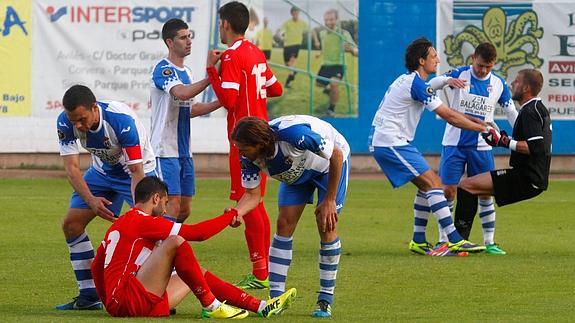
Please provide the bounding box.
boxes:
[178,209,239,241]
[170,78,211,101]
[434,104,487,132]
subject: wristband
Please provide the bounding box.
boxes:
[509,140,518,151]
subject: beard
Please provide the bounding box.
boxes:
[512,92,523,102]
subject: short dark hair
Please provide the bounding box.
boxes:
[405,37,433,72]
[219,1,249,34]
[519,69,544,96]
[162,18,189,44]
[62,85,96,112]
[474,42,497,63]
[231,117,277,159]
[135,176,169,204]
[290,6,299,14]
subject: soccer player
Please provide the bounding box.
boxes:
[206,1,283,290]
[431,43,518,254]
[277,6,308,88]
[459,69,551,224]
[230,115,350,318]
[313,9,357,116]
[55,85,156,310]
[150,18,221,223]
[91,176,297,318]
[255,17,273,60]
[369,37,496,255]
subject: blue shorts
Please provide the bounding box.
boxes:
[439,146,494,185]
[372,145,430,188]
[278,157,350,213]
[69,167,156,216]
[156,157,196,196]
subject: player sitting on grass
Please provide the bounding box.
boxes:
[91,176,296,318]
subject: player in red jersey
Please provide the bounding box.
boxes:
[206,1,283,289]
[91,176,296,318]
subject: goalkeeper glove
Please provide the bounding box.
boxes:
[481,126,501,146]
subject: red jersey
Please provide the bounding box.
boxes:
[91,208,236,310]
[207,38,283,137]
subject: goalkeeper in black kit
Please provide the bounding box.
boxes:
[455,69,552,239]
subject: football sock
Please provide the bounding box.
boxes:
[258,202,271,266]
[328,104,336,112]
[412,190,430,243]
[454,187,478,240]
[66,232,98,301]
[318,237,340,305]
[426,189,464,243]
[204,271,261,313]
[479,197,496,245]
[174,242,216,308]
[269,234,293,298]
[437,199,453,243]
[243,205,269,280]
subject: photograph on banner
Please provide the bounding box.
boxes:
[437,0,575,121]
[0,1,32,116]
[225,0,358,118]
[31,0,212,119]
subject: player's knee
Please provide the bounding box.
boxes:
[61,217,85,237]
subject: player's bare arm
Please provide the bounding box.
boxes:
[435,104,487,133]
[170,78,210,101]
[63,154,115,221]
[191,100,221,118]
[127,162,145,204]
[233,186,261,217]
[315,146,343,233]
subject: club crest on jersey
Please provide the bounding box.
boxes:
[487,84,493,93]
[57,129,65,140]
[103,137,112,149]
[162,68,173,76]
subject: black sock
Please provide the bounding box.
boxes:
[328,104,335,112]
[454,187,478,240]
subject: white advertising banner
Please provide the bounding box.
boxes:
[31,0,212,118]
[437,0,575,120]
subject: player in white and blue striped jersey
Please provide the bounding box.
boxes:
[369,38,497,256]
[430,43,518,254]
[150,19,221,223]
[55,85,156,310]
[229,115,349,318]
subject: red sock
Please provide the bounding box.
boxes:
[258,202,271,262]
[243,205,269,280]
[204,271,261,313]
[174,242,215,307]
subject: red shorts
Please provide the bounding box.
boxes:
[229,144,267,201]
[105,275,170,317]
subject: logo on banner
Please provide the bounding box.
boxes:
[443,6,544,77]
[46,6,67,22]
[1,6,28,37]
[44,5,196,24]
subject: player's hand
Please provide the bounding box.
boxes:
[315,199,338,233]
[446,77,467,89]
[498,130,511,148]
[207,50,223,67]
[481,126,501,146]
[87,197,116,222]
[224,208,242,227]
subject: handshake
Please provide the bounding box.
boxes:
[481,125,511,148]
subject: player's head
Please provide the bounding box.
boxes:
[405,37,438,74]
[162,18,192,57]
[231,117,277,161]
[511,69,543,102]
[324,9,338,29]
[218,1,249,43]
[135,176,169,217]
[290,6,300,20]
[62,85,99,132]
[472,42,497,78]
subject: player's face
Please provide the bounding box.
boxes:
[472,55,495,79]
[510,72,526,102]
[151,193,169,217]
[234,141,262,162]
[291,10,299,20]
[422,47,440,74]
[170,29,192,57]
[219,19,228,44]
[324,12,337,29]
[66,104,98,132]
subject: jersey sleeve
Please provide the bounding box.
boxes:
[178,210,236,241]
[497,79,518,126]
[135,214,183,240]
[521,104,550,156]
[111,113,143,165]
[206,50,240,110]
[278,124,334,160]
[429,67,464,90]
[57,113,80,156]
[265,63,283,97]
[240,156,262,189]
[152,64,183,94]
[410,76,443,111]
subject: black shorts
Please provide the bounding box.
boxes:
[283,45,300,63]
[262,50,271,60]
[491,168,544,206]
[316,65,344,86]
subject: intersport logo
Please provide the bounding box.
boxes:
[45,5,195,24]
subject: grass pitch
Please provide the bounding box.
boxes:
[0,177,573,322]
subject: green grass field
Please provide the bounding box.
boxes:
[1,178,573,322]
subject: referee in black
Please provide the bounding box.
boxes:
[455,69,552,238]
